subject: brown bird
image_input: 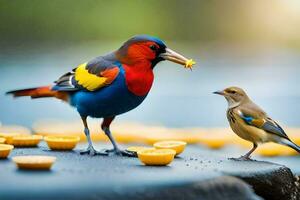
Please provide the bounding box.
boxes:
[214,86,300,160]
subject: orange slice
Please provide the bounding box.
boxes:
[44,135,80,150]
[256,143,298,157]
[33,120,107,142]
[198,128,233,149]
[232,137,253,149]
[137,149,176,166]
[199,137,228,149]
[11,135,43,147]
[126,146,154,156]
[143,128,203,145]
[0,133,29,145]
[0,137,6,144]
[153,140,187,155]
[0,144,14,159]
[13,156,56,170]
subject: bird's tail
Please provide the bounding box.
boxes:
[6,86,68,101]
[280,138,300,153]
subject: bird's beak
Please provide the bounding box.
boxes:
[159,48,195,69]
[213,90,225,96]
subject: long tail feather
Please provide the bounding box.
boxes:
[6,86,68,101]
[280,138,300,153]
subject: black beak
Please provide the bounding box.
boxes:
[213,90,225,95]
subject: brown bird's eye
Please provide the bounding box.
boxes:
[227,90,236,94]
[150,45,157,51]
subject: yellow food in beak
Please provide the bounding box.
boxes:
[160,48,196,69]
[185,59,196,69]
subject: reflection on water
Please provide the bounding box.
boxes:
[1,43,300,128]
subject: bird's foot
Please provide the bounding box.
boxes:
[229,155,252,161]
[79,146,108,156]
[100,148,136,157]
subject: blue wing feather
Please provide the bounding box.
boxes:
[239,114,254,124]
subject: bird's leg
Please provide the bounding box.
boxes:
[100,117,135,157]
[242,143,258,159]
[79,116,108,156]
[230,143,257,161]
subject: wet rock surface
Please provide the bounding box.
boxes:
[115,176,261,200]
[236,166,297,200]
[0,143,298,200]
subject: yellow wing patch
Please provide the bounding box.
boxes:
[74,63,108,91]
[251,119,266,128]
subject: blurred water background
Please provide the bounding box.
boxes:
[0,0,300,128]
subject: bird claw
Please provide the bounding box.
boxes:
[119,150,136,157]
[100,149,115,153]
[79,147,108,156]
[100,149,136,157]
[229,156,252,161]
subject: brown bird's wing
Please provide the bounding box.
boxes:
[238,103,289,140]
[261,117,289,140]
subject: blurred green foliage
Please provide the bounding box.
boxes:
[0,0,300,48]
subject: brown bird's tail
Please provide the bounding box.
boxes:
[280,138,300,154]
[6,86,68,101]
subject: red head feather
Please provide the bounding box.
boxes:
[121,42,158,96]
[116,36,166,96]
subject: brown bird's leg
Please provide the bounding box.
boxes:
[242,143,258,159]
[100,117,135,157]
[231,143,257,161]
[229,143,257,161]
[80,116,108,156]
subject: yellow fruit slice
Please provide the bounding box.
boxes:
[0,144,14,158]
[199,137,228,149]
[126,146,154,153]
[11,135,43,147]
[256,143,297,157]
[126,146,154,156]
[286,130,300,147]
[13,156,56,170]
[137,149,176,166]
[114,131,148,144]
[153,140,187,155]
[33,120,107,142]
[232,137,253,149]
[44,135,80,150]
[0,133,30,145]
[144,128,203,145]
[0,137,6,144]
[198,128,234,149]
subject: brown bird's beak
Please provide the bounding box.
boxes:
[160,48,195,69]
[213,90,225,96]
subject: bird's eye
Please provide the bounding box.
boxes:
[149,45,158,51]
[228,90,236,94]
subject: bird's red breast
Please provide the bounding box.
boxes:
[119,41,157,96]
[123,62,154,96]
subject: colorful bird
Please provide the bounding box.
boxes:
[214,86,300,160]
[7,35,195,156]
